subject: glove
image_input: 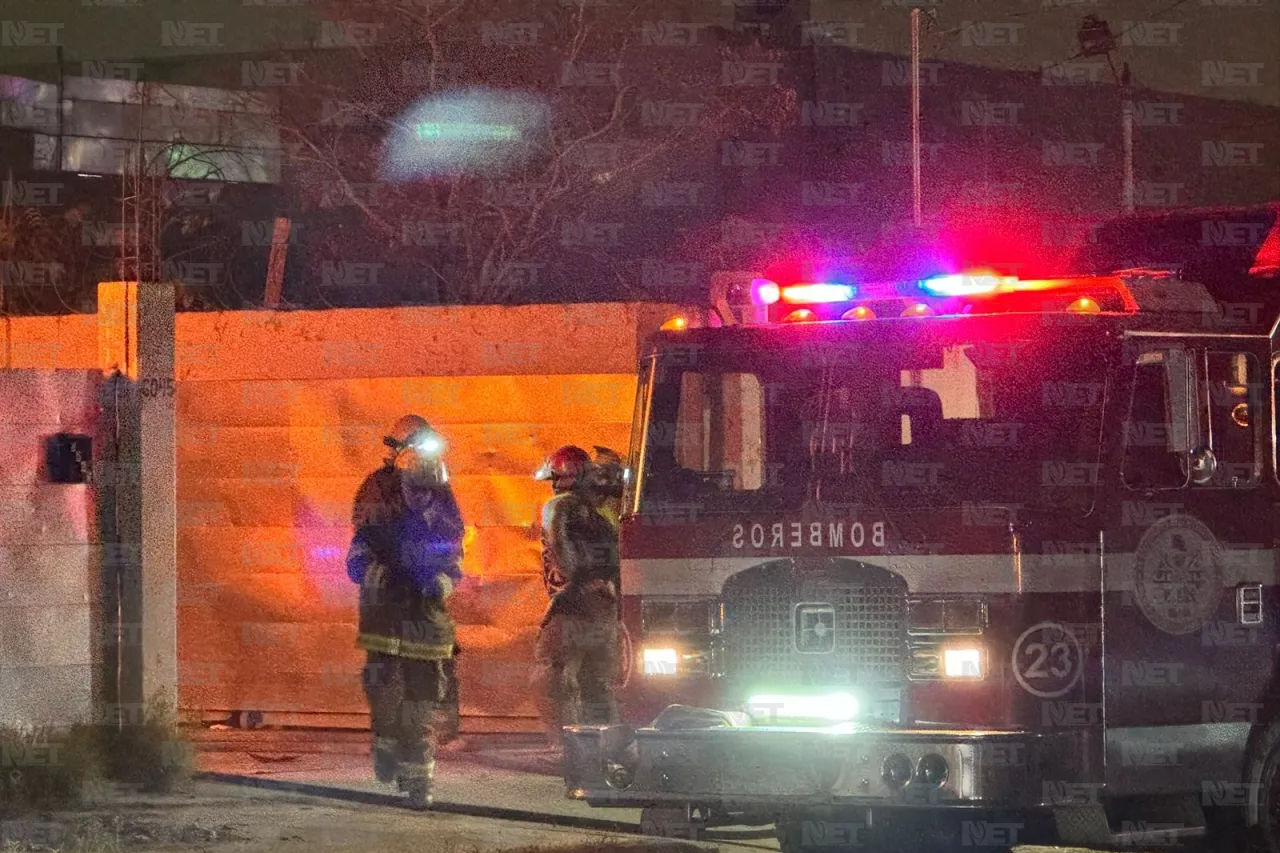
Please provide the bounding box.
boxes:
[346,535,373,585]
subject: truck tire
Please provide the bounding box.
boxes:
[1236,720,1280,853]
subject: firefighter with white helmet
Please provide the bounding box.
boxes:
[531,445,623,756]
[347,414,464,809]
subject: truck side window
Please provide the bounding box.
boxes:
[673,372,767,492]
[1122,350,1190,491]
[1207,351,1259,487]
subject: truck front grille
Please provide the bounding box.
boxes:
[720,562,908,689]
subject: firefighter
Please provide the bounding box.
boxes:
[590,446,632,684]
[590,446,625,529]
[347,416,464,809]
[352,416,465,749]
[531,446,622,756]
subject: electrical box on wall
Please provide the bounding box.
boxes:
[45,434,93,484]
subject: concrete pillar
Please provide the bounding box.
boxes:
[97,281,177,720]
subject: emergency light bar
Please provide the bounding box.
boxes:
[724,271,1147,326]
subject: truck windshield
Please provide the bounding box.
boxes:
[639,323,1108,514]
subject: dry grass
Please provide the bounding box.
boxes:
[98,695,193,794]
[0,693,193,817]
[0,723,100,815]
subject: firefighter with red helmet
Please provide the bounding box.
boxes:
[347,415,464,809]
[531,445,623,753]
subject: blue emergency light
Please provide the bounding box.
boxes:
[918,274,1017,297]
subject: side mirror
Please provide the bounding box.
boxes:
[1188,447,1217,485]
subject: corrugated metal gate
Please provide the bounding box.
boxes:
[172,303,673,729]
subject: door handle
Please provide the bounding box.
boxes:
[1238,584,1264,625]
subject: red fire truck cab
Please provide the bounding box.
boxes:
[563,205,1280,852]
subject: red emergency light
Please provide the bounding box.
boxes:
[781,284,857,303]
[752,279,856,306]
[1250,219,1280,277]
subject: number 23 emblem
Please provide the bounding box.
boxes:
[1012,622,1083,699]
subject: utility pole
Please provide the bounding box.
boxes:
[1121,62,1134,213]
[120,80,160,286]
[263,217,291,308]
[910,7,922,227]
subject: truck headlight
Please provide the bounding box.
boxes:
[640,645,712,676]
[907,598,987,681]
[642,647,678,675]
[942,646,985,679]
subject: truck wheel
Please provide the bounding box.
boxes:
[640,806,703,840]
[1239,721,1280,852]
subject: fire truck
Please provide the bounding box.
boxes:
[563,204,1280,852]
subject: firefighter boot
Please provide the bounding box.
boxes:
[403,763,434,810]
[363,654,404,784]
[397,691,439,809]
[372,737,399,784]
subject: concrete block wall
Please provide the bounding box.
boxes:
[0,369,100,728]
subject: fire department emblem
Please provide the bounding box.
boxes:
[1132,514,1224,636]
[794,603,836,654]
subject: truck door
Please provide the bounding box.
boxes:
[1103,338,1271,796]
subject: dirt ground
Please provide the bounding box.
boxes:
[0,733,1205,853]
[1,778,726,853]
[1,733,773,853]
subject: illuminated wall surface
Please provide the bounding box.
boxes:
[0,369,99,728]
[0,302,682,723]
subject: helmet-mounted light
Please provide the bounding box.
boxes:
[412,433,445,456]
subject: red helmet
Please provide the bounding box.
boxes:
[535,445,592,490]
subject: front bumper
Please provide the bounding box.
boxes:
[564,716,1085,811]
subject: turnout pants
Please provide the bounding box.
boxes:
[363,651,446,789]
[439,653,460,742]
[533,602,621,747]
